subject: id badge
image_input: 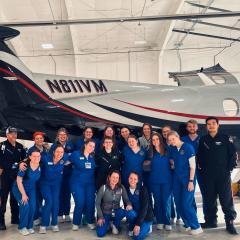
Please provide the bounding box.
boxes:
[85,162,92,169]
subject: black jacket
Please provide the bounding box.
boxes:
[197,133,238,175]
[95,148,122,190]
[135,185,154,226]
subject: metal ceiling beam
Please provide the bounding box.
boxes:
[184,19,240,31]
[186,1,232,12]
[1,11,240,27]
[173,28,240,42]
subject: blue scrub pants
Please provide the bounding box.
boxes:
[127,210,152,240]
[40,182,61,226]
[12,187,36,230]
[59,166,72,217]
[71,183,95,225]
[151,183,172,225]
[96,208,134,237]
[173,177,200,230]
[34,182,42,220]
[196,169,206,215]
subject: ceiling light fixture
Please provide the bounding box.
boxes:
[41,43,54,49]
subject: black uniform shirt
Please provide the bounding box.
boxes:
[197,133,237,175]
[0,140,26,178]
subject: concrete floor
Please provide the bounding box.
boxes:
[2,194,240,240]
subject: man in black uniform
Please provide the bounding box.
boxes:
[197,117,238,235]
[0,127,26,230]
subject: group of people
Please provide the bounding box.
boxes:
[0,116,238,238]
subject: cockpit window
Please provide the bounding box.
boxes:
[223,99,239,117]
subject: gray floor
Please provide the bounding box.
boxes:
[2,194,240,240]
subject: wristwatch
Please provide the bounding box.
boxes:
[189,180,194,182]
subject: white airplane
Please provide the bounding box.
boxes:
[0,26,240,152]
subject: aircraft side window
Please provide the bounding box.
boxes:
[223,99,239,117]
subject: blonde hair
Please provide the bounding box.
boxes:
[167,130,180,139]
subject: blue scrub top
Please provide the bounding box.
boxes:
[75,137,100,153]
[50,140,75,161]
[70,151,96,185]
[168,143,195,180]
[128,187,140,213]
[149,152,172,184]
[27,145,48,160]
[181,135,200,153]
[40,154,65,185]
[122,146,146,179]
[13,165,41,192]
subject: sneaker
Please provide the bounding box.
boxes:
[176,219,182,225]
[226,221,238,235]
[149,225,152,234]
[72,224,79,231]
[28,228,35,234]
[128,231,134,237]
[165,225,172,231]
[39,226,47,234]
[179,225,191,233]
[33,218,41,226]
[19,228,30,236]
[65,215,71,222]
[58,216,65,223]
[190,227,203,235]
[52,225,59,232]
[157,224,164,230]
[111,223,119,235]
[87,223,95,230]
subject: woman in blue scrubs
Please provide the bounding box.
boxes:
[50,128,74,223]
[122,135,146,188]
[75,127,100,152]
[167,131,203,235]
[12,150,41,236]
[127,172,154,240]
[148,133,172,230]
[70,139,96,231]
[39,145,65,234]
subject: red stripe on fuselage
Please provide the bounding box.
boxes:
[115,99,240,121]
[0,67,113,124]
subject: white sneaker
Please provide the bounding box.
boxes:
[28,228,35,234]
[179,225,191,233]
[58,216,64,223]
[128,231,134,237]
[111,223,119,235]
[87,223,95,230]
[52,225,59,232]
[176,219,182,225]
[72,224,79,231]
[157,224,164,230]
[39,226,47,234]
[19,228,30,236]
[165,225,172,231]
[149,225,152,233]
[65,215,71,222]
[33,218,41,226]
[190,227,203,235]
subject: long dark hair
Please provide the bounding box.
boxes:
[106,170,121,188]
[148,132,167,158]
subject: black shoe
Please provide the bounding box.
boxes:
[0,223,6,230]
[200,222,218,229]
[11,219,19,224]
[226,221,238,235]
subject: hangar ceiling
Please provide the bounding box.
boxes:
[0,0,240,83]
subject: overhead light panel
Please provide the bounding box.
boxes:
[41,43,54,49]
